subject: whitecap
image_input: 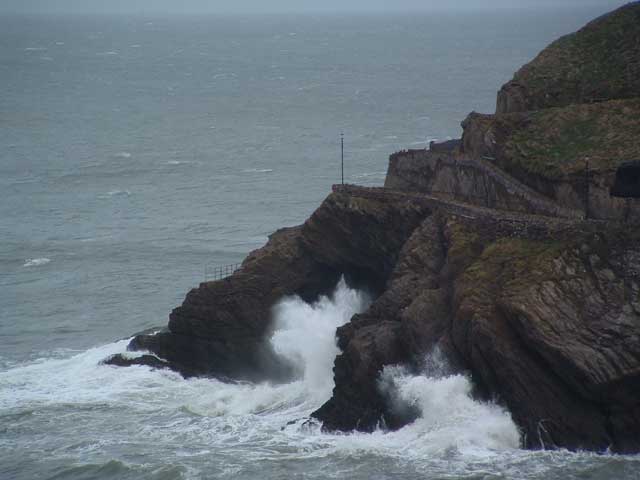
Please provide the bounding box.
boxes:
[24,47,47,52]
[55,42,65,46]
[113,152,132,159]
[23,258,51,268]
[105,190,131,197]
[130,44,141,48]
[375,348,520,456]
[97,51,119,56]
[353,171,387,178]
[243,168,273,174]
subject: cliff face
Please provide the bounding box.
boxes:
[384,149,581,219]
[449,223,640,452]
[460,100,640,221]
[496,2,640,114]
[108,3,640,454]
[311,188,640,452]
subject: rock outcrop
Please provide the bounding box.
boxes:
[109,3,640,454]
[448,221,640,453]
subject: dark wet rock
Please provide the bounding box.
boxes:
[447,221,640,452]
[313,214,452,431]
[102,354,171,371]
[429,138,461,154]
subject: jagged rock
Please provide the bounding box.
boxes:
[314,203,640,452]
[313,214,451,431]
[102,354,171,371]
[447,221,640,452]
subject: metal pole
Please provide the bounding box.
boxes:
[585,158,590,220]
[341,132,344,185]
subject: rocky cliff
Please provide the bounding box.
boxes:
[460,99,640,221]
[461,2,640,222]
[107,4,640,454]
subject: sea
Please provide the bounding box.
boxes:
[2,6,639,479]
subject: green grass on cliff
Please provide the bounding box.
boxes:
[463,238,564,291]
[502,98,640,179]
[511,2,640,109]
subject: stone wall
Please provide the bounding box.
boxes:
[383,149,582,219]
[459,112,640,223]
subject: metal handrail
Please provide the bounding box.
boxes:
[204,263,241,281]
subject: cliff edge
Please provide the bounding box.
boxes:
[496,1,640,114]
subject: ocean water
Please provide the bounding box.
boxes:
[2,7,639,479]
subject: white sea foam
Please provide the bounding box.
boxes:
[24,47,47,52]
[0,279,520,471]
[271,278,370,403]
[105,190,131,197]
[113,151,132,158]
[0,340,174,410]
[353,171,386,179]
[23,258,51,267]
[375,349,521,456]
[243,168,274,174]
[166,160,195,166]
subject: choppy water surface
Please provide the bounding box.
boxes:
[2,7,638,479]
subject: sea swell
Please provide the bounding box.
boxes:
[1,281,639,479]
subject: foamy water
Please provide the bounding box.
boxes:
[4,280,635,480]
[23,257,51,267]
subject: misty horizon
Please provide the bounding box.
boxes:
[0,0,629,15]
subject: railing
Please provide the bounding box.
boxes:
[204,263,242,281]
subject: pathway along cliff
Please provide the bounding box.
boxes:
[107,2,640,454]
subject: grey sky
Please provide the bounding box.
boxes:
[0,0,630,14]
